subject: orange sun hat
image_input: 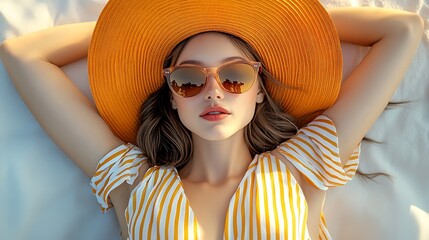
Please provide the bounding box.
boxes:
[88,0,343,145]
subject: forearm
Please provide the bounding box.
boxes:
[322,7,423,162]
[1,21,95,67]
[328,7,423,47]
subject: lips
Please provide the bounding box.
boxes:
[199,106,231,117]
[199,106,231,122]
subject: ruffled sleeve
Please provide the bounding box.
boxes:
[90,143,147,213]
[276,114,360,190]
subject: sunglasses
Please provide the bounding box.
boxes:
[163,60,261,98]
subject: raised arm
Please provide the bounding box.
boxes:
[0,22,124,177]
[0,22,141,238]
[323,7,424,165]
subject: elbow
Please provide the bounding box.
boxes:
[0,38,21,63]
[0,40,11,62]
[410,13,424,28]
[405,13,425,46]
[383,12,425,46]
[0,38,37,67]
[396,13,424,37]
[0,39,16,68]
[411,13,424,35]
[405,13,424,32]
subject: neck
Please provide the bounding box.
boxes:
[179,129,253,184]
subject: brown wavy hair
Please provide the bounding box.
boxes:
[136,32,298,171]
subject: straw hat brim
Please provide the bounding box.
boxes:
[88,0,342,144]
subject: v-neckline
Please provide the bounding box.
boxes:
[171,155,259,233]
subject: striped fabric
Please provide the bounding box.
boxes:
[276,115,360,190]
[90,114,361,239]
[90,143,147,213]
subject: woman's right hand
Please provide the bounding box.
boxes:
[0,22,124,177]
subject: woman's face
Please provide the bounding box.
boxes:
[171,32,264,141]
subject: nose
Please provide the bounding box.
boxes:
[203,73,224,100]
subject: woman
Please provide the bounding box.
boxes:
[0,0,423,239]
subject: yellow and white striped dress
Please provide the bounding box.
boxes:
[91,115,361,239]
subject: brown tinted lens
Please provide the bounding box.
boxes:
[219,63,255,94]
[169,68,206,97]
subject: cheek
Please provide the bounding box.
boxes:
[245,100,258,120]
[173,98,195,125]
[237,93,259,122]
[172,95,187,111]
[175,96,193,110]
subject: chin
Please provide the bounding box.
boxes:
[191,126,246,142]
[191,131,231,141]
[202,134,235,142]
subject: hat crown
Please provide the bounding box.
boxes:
[88,0,342,144]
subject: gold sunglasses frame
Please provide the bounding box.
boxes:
[163,60,261,98]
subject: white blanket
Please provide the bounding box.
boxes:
[1,0,428,239]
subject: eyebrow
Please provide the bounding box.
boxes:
[178,56,246,66]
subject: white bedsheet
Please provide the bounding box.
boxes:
[1,0,428,239]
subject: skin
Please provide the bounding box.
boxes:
[168,33,267,238]
[171,33,264,182]
[0,7,424,240]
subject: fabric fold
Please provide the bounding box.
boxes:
[90,143,147,213]
[276,114,361,190]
